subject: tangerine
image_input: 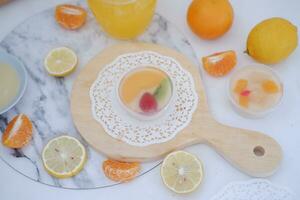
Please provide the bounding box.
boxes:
[187,0,234,40]
[102,159,140,182]
[202,50,236,77]
[2,114,33,148]
[55,4,87,30]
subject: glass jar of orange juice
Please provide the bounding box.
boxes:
[87,0,157,39]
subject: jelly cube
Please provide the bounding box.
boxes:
[234,79,248,93]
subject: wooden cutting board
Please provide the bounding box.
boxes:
[71,42,282,177]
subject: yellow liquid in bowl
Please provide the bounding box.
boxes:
[0,63,20,111]
[87,0,156,39]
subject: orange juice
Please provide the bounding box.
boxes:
[87,0,156,39]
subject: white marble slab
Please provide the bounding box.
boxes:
[0,0,198,189]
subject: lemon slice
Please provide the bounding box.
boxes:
[42,135,87,178]
[161,151,203,194]
[44,47,77,77]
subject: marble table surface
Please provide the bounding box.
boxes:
[0,0,300,199]
[0,0,199,189]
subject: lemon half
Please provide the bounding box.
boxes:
[44,47,77,77]
[42,135,87,178]
[161,151,203,194]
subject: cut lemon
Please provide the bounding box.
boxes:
[161,151,203,194]
[42,135,87,178]
[44,47,77,77]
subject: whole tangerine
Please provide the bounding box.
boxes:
[187,0,234,40]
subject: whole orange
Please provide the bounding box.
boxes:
[187,0,234,40]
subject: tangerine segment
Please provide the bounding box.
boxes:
[239,95,249,108]
[2,114,33,148]
[102,160,140,182]
[262,80,279,93]
[234,79,248,93]
[202,50,236,77]
[55,4,87,30]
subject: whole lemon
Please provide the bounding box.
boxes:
[187,0,234,40]
[246,17,298,64]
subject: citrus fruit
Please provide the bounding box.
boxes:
[161,151,203,194]
[202,50,236,77]
[102,159,140,182]
[55,4,87,30]
[42,135,87,178]
[44,47,77,77]
[187,0,234,40]
[246,17,298,64]
[2,114,33,148]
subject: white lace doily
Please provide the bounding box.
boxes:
[90,51,198,146]
[210,179,295,200]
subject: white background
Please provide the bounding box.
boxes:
[0,0,299,199]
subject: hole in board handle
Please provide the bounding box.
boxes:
[253,146,265,157]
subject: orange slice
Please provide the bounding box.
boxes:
[2,114,33,148]
[234,79,248,93]
[202,50,237,77]
[102,159,140,182]
[262,80,279,93]
[55,4,87,30]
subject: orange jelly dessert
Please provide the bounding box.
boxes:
[119,67,172,119]
[229,64,283,117]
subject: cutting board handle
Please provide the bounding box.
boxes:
[203,123,282,177]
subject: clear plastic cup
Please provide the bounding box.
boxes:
[117,66,173,120]
[228,64,283,118]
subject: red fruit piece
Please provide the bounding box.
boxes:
[139,92,157,113]
[240,90,251,96]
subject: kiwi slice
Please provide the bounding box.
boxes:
[154,78,172,102]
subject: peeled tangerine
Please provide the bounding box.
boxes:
[55,4,87,30]
[202,50,236,77]
[2,114,33,148]
[246,17,298,64]
[102,160,140,182]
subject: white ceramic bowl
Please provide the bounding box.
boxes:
[0,51,28,115]
[228,64,283,118]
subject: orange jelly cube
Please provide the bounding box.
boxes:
[262,80,279,93]
[234,79,248,93]
[239,95,249,108]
